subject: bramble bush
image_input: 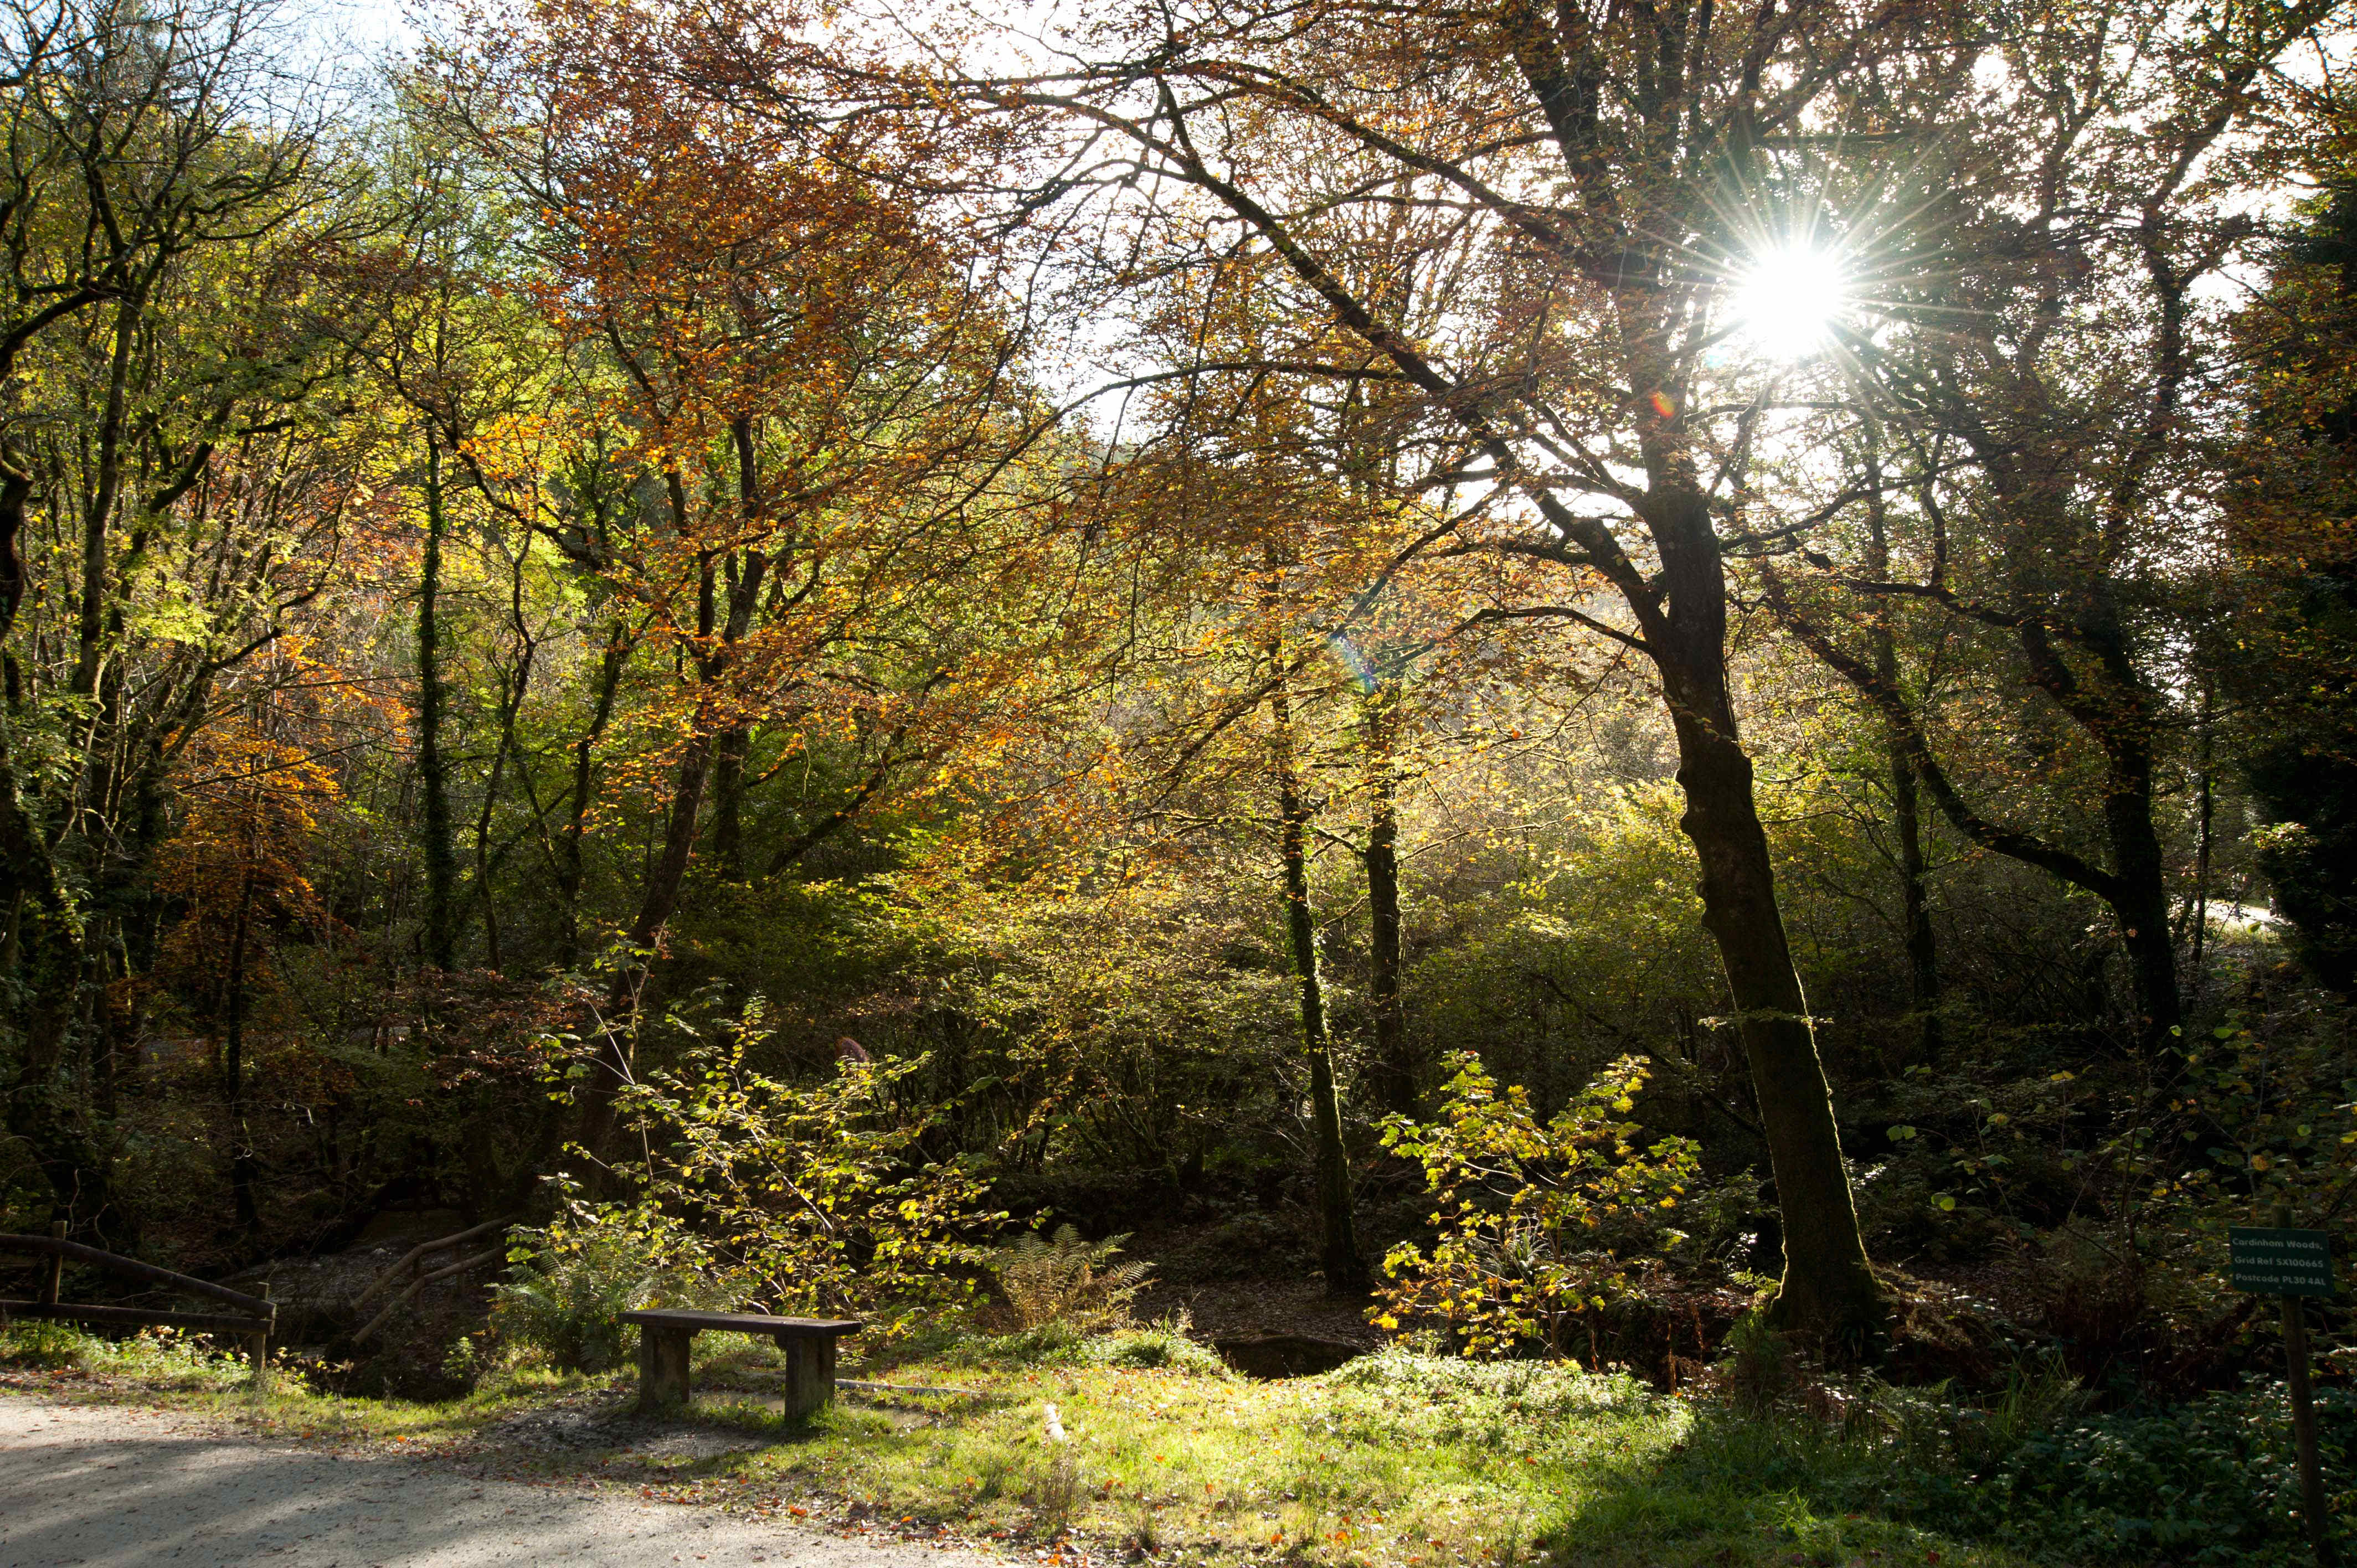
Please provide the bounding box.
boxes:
[1823,1376,2357,1564]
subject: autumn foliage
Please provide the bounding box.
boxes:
[1,0,2354,1428]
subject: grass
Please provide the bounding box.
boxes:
[0,1317,617,1448]
[0,1318,2079,1567]
[706,1340,2029,1568]
[534,1328,2030,1568]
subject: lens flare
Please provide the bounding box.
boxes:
[1728,246,1849,360]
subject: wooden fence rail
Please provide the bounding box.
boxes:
[0,1227,275,1382]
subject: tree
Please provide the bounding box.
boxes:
[1266,638,1365,1291]
[922,0,1906,1340]
[152,652,350,1232]
[435,0,1067,1172]
[347,114,573,976]
[1764,0,2339,1047]
[0,0,362,1238]
[2217,155,2357,997]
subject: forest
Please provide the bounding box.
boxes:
[3,0,2357,1561]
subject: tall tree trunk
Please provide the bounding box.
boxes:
[577,510,771,1172]
[68,295,139,705]
[416,432,459,972]
[558,621,627,969]
[0,447,33,657]
[0,906,123,1241]
[2014,595,2184,1046]
[1886,740,1943,1061]
[1362,687,1414,1117]
[711,726,749,881]
[577,675,716,1176]
[709,417,760,884]
[223,848,259,1236]
[1661,692,1878,1340]
[2106,766,2181,1045]
[92,937,119,1120]
[474,786,503,974]
[1270,660,1364,1294]
[0,695,122,1240]
[1647,465,1881,1345]
[2189,687,2214,1006]
[1860,458,1942,1060]
[615,739,714,980]
[470,539,539,976]
[0,295,126,1240]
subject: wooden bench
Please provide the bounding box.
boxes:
[620,1309,861,1417]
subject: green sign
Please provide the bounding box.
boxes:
[2230,1228,2337,1297]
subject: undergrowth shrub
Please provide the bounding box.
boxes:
[1865,1378,2357,1564]
[1321,1343,1650,1423]
[563,994,1002,1343]
[1375,1054,1704,1357]
[939,1314,1228,1375]
[491,1217,714,1373]
[1859,1005,2357,1394]
[942,1322,1086,1368]
[0,1319,92,1369]
[1076,1317,1230,1376]
[989,1224,1151,1331]
[1659,1358,2355,1566]
[1711,1311,1802,1414]
[1313,1345,1670,1460]
[0,1321,247,1387]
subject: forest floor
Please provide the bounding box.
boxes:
[1129,1278,1384,1351]
[0,1332,2026,1568]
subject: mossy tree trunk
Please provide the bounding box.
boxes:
[1270,658,1365,1295]
[416,430,459,973]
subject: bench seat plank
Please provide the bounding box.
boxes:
[620,1309,861,1335]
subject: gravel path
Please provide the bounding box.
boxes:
[0,1397,992,1568]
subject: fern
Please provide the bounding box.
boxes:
[490,1227,678,1373]
[988,1224,1153,1331]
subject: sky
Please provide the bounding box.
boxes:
[301,0,420,67]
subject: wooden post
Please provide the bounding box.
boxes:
[777,1331,837,1420]
[249,1282,272,1393]
[2262,1200,2337,1568]
[637,1325,692,1413]
[42,1222,64,1306]
[2283,1294,2335,1566]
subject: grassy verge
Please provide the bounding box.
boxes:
[1,1317,2025,1568]
[38,1315,2343,1568]
[0,1317,617,1449]
[708,1337,2025,1568]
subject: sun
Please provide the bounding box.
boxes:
[1727,245,1849,361]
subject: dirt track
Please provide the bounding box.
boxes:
[0,1396,990,1567]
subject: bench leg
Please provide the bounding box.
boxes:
[777,1332,836,1419]
[637,1326,693,1414]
